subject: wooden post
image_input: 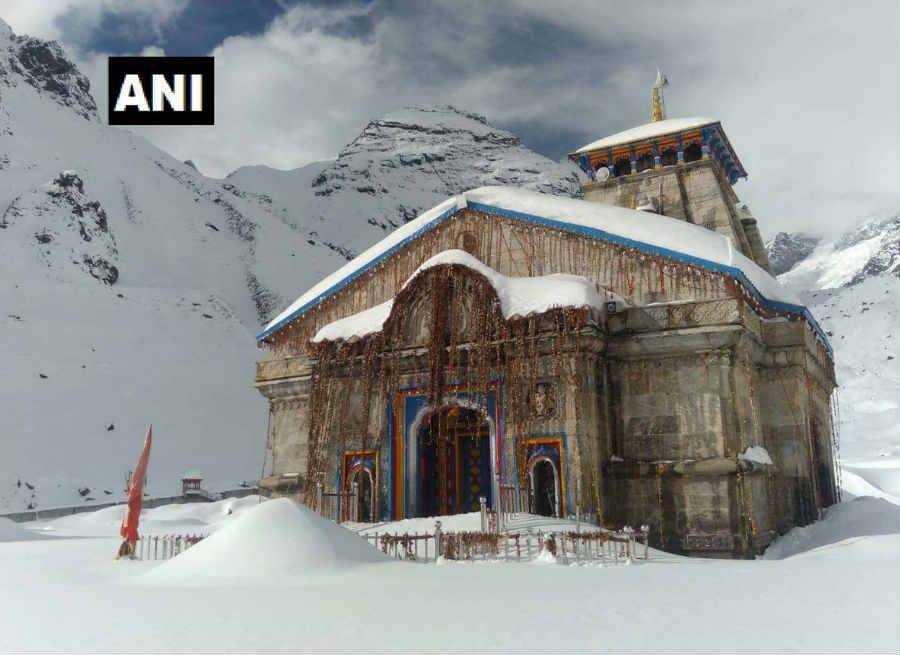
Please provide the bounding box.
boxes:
[351,481,359,523]
[315,481,323,516]
[479,496,487,533]
[434,520,442,560]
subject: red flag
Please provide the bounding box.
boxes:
[120,425,152,544]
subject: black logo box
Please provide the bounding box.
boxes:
[108,57,214,126]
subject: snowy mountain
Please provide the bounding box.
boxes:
[765,232,820,275]
[0,20,580,512]
[771,213,900,497]
[0,19,348,511]
[226,105,584,259]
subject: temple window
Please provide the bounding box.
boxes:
[613,157,631,177]
[636,152,654,173]
[661,148,677,166]
[683,143,702,163]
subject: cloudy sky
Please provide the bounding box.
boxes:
[4,0,898,236]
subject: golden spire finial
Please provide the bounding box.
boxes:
[651,69,668,122]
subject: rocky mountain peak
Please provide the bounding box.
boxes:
[765,232,821,275]
[0,22,98,122]
[306,104,583,244]
[774,208,900,289]
[4,169,119,285]
[836,212,900,251]
[841,213,900,285]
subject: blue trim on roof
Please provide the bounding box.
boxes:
[256,200,831,355]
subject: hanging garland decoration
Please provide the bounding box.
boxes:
[655,462,666,547]
[775,365,818,524]
[730,351,756,546]
[300,260,597,508]
[831,389,843,502]
[263,211,744,356]
[263,207,833,374]
[743,366,760,540]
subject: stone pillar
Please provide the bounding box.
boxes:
[740,217,774,274]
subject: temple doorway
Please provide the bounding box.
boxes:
[529,457,560,517]
[417,406,492,517]
[348,466,374,522]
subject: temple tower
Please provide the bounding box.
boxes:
[569,74,773,273]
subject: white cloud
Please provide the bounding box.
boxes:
[5,0,899,234]
[3,0,188,42]
[122,5,384,176]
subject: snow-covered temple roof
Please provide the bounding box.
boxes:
[258,186,827,351]
[573,117,716,153]
[312,249,612,343]
[570,117,748,184]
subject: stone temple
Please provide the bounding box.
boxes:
[254,77,839,558]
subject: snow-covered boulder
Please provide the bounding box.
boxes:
[762,497,899,559]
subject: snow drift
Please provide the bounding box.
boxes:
[139,498,387,586]
[763,496,899,559]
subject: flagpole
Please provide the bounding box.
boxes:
[117,425,152,559]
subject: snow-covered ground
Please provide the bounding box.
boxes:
[0,484,896,653]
